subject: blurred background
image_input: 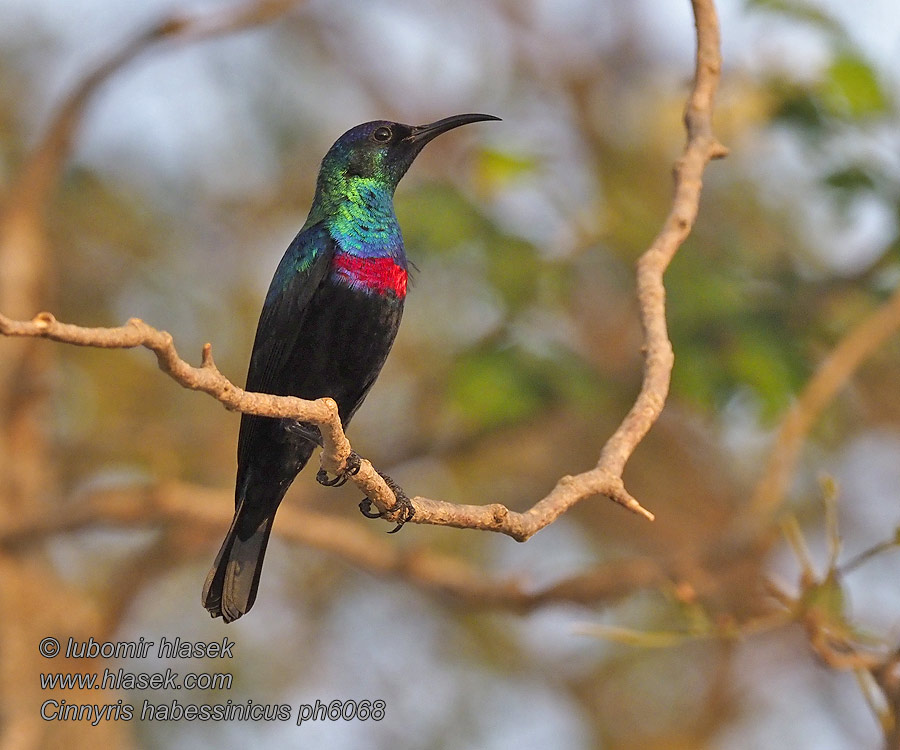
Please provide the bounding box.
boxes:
[1,0,899,747]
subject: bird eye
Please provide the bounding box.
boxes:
[372,126,392,142]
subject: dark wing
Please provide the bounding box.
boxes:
[244,221,336,396]
[236,222,336,476]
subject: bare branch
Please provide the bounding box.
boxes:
[597,0,728,482]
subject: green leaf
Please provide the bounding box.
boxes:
[824,166,877,194]
[448,348,552,430]
[726,327,799,415]
[821,52,890,118]
[772,89,826,131]
[476,149,538,186]
[802,570,846,622]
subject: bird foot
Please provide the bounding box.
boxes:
[316,451,361,487]
[359,472,415,533]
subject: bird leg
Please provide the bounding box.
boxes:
[284,419,324,448]
[316,450,361,487]
[359,471,415,533]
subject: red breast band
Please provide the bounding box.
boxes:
[331,253,408,297]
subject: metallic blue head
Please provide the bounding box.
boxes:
[314,113,501,200]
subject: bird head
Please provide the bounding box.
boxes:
[315,113,500,199]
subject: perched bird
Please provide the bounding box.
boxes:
[203,113,499,622]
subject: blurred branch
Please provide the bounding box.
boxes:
[0,0,305,375]
[873,652,900,746]
[5,0,305,228]
[1,0,307,319]
[750,282,900,519]
[767,579,886,671]
[0,0,307,521]
[0,481,666,611]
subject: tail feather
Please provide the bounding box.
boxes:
[204,426,318,622]
[202,502,275,623]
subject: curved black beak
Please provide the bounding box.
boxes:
[406,113,501,146]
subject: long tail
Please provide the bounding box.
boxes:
[204,423,320,622]
[202,496,279,623]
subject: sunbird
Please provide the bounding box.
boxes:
[203,114,499,622]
